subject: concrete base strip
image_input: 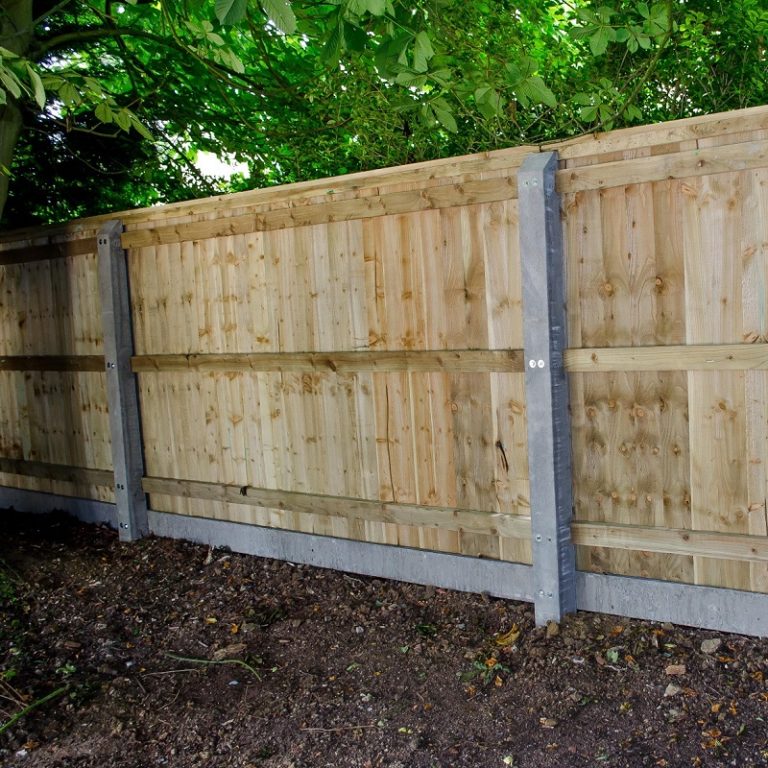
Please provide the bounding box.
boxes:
[5,487,768,636]
[147,510,534,603]
[0,487,532,602]
[577,571,768,638]
[0,487,117,528]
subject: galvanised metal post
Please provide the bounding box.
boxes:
[518,151,577,625]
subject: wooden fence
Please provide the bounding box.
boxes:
[2,105,768,634]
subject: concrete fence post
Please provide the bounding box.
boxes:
[518,151,577,625]
[98,220,148,541]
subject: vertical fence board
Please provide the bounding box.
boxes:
[746,170,768,592]
[683,174,751,589]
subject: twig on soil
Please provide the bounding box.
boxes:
[0,681,26,707]
[301,724,379,733]
[0,686,69,735]
[142,668,202,677]
[164,652,262,680]
[158,690,182,712]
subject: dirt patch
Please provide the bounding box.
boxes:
[1,511,767,767]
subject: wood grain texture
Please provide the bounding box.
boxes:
[0,254,104,357]
[558,140,768,194]
[0,458,112,486]
[122,192,530,561]
[572,521,768,563]
[744,170,768,591]
[0,244,111,503]
[552,104,768,162]
[2,107,764,252]
[121,177,519,248]
[142,475,532,539]
[0,238,97,265]
[565,344,768,371]
[3,107,768,587]
[565,180,692,582]
[682,172,751,589]
[0,371,112,470]
[0,356,104,372]
[131,350,524,374]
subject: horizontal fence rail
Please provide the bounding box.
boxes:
[2,105,768,634]
[130,350,525,374]
[0,355,106,372]
[564,344,768,371]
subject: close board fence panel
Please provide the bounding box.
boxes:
[2,104,768,632]
[126,192,532,564]
[0,243,113,503]
[565,167,768,594]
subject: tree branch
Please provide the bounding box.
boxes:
[609,0,676,125]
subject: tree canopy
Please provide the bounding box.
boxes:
[1,0,766,227]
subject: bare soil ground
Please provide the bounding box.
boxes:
[1,511,767,768]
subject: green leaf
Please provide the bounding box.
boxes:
[83,77,105,97]
[366,0,386,16]
[516,75,556,108]
[59,82,80,106]
[580,105,599,122]
[322,16,344,64]
[395,70,427,89]
[346,0,385,16]
[596,6,615,23]
[221,49,245,73]
[115,109,132,131]
[26,64,45,110]
[260,0,297,35]
[345,0,369,16]
[374,32,411,76]
[475,87,503,118]
[0,70,21,99]
[433,104,457,132]
[95,102,113,124]
[413,31,434,73]
[648,2,670,36]
[129,114,153,140]
[474,85,492,103]
[589,26,615,55]
[576,9,598,24]
[215,0,247,25]
[429,68,452,86]
[342,21,367,53]
[206,32,226,46]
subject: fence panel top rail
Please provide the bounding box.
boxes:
[2,105,767,255]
